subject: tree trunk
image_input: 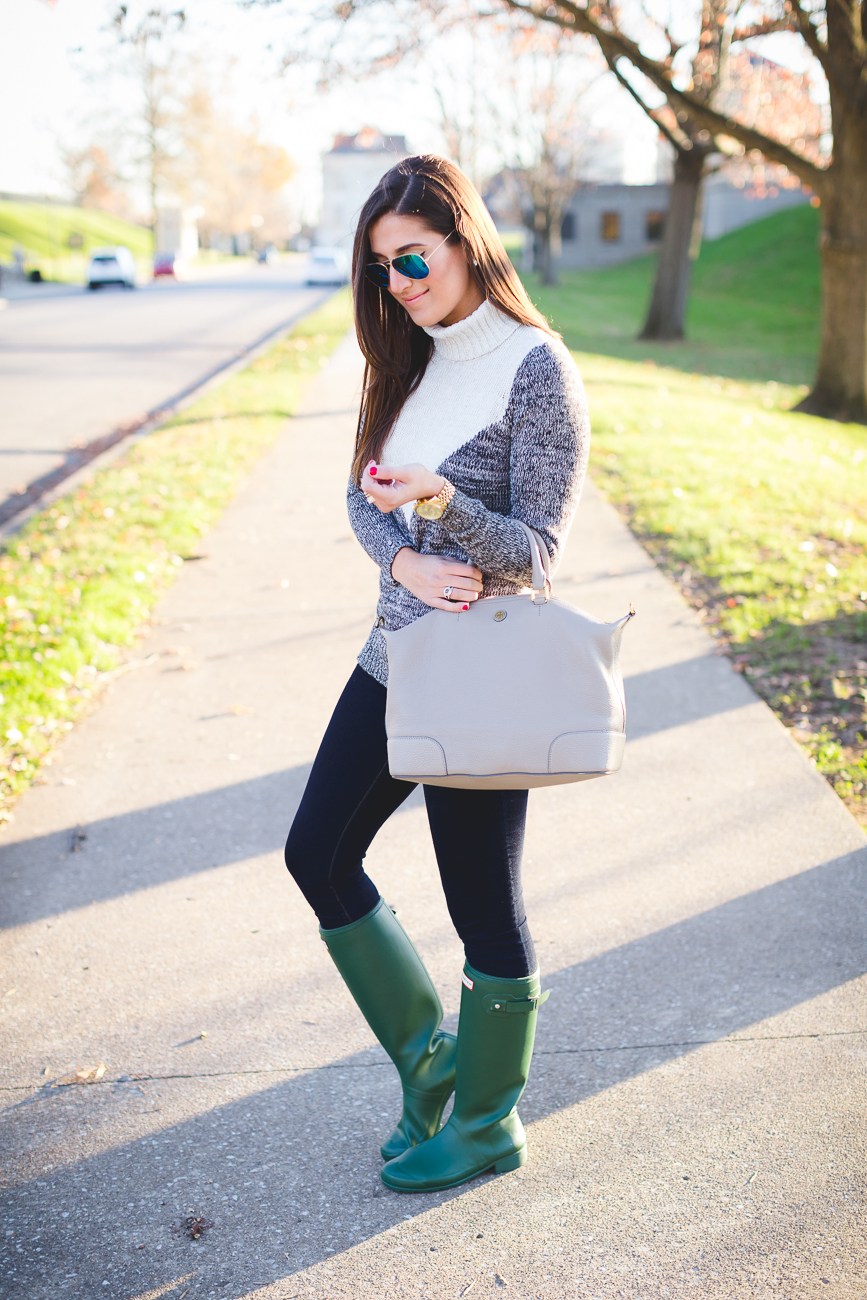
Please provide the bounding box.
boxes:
[639,148,705,341]
[796,114,867,424]
[536,225,557,286]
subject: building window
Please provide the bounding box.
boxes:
[561,212,576,241]
[645,211,666,242]
[601,211,621,242]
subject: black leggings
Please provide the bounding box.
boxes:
[285,666,536,978]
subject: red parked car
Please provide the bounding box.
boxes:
[153,252,176,278]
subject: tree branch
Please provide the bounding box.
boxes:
[788,0,863,110]
[731,17,793,41]
[501,0,830,191]
[784,0,831,63]
[636,0,681,68]
[606,57,691,156]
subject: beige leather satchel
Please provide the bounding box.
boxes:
[384,522,635,789]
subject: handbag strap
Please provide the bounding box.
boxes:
[514,520,551,601]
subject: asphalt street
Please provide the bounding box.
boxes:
[1,335,865,1299]
[0,261,327,506]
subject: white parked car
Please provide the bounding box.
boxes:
[305,247,349,286]
[86,246,136,290]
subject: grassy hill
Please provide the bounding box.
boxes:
[526,204,821,387]
[0,200,153,283]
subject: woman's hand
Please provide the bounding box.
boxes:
[361,460,444,513]
[392,548,483,613]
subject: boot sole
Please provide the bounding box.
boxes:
[381,1143,527,1192]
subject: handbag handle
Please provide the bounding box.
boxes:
[515,520,551,601]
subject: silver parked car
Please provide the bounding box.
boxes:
[305,247,349,286]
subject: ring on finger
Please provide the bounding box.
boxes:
[443,585,454,599]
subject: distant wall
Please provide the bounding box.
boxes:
[553,180,810,270]
[702,182,808,240]
[557,183,671,270]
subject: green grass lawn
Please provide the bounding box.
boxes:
[0,290,352,821]
[526,205,867,826]
[535,204,821,387]
[0,200,153,283]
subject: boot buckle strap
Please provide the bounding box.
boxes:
[483,989,550,1015]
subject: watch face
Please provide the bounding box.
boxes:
[414,499,444,520]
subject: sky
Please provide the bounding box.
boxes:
[1,0,822,222]
[2,0,663,219]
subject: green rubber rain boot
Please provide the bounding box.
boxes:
[380,962,549,1193]
[320,897,456,1161]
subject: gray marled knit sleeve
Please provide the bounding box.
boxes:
[346,477,413,587]
[439,343,589,583]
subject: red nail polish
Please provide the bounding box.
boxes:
[369,465,378,475]
[462,604,469,611]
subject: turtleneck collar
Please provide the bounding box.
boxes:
[423,298,521,362]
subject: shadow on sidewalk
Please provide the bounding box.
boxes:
[2,846,864,1297]
[0,654,753,931]
[0,767,425,931]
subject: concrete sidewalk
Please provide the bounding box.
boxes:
[1,334,865,1300]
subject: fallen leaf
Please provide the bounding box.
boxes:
[71,1062,106,1084]
[181,1215,212,1241]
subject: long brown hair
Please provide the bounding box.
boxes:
[351,154,553,482]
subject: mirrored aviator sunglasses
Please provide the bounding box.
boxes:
[364,233,452,288]
[365,253,427,288]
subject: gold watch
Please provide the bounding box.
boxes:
[414,479,455,521]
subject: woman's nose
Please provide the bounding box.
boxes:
[389,265,413,292]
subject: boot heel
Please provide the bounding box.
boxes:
[494,1146,527,1174]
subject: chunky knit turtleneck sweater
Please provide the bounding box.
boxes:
[347,299,590,686]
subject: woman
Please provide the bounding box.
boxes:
[285,154,589,1193]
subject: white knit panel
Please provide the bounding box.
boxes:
[381,307,551,524]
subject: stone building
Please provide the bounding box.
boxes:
[486,175,809,272]
[316,129,409,249]
[557,177,808,269]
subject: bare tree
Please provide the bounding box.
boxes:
[493,30,596,285]
[605,12,823,340]
[111,4,187,227]
[492,0,864,420]
[177,77,294,245]
[428,29,488,188]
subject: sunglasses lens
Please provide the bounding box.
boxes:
[365,263,390,287]
[392,254,429,280]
